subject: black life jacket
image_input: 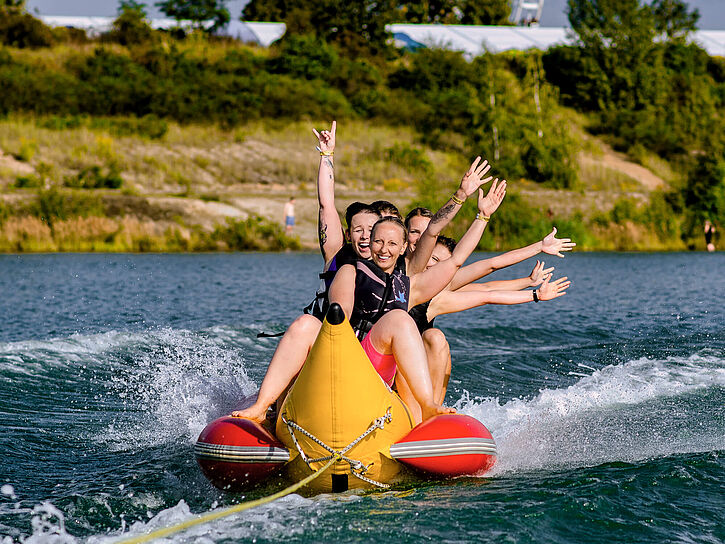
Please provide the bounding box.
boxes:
[304,244,358,320]
[350,260,410,339]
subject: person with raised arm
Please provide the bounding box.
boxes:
[447,227,575,291]
[401,236,571,417]
[235,179,506,424]
[328,180,506,422]
[405,222,575,396]
[405,157,493,276]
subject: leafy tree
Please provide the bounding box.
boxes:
[244,0,510,48]
[0,0,54,48]
[684,153,725,224]
[243,0,397,55]
[458,0,511,25]
[1,0,25,11]
[156,0,230,32]
[652,0,699,41]
[108,1,157,45]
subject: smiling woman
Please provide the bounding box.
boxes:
[327,182,506,422]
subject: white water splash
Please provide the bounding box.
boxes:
[103,495,316,544]
[100,328,258,450]
[456,353,725,475]
[21,503,77,544]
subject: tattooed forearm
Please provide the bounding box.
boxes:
[323,157,334,170]
[430,202,456,225]
[318,220,328,251]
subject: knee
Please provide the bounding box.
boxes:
[289,314,321,336]
[387,309,419,332]
[423,328,449,355]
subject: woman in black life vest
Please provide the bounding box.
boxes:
[329,180,506,422]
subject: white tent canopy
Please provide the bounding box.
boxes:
[388,23,725,58]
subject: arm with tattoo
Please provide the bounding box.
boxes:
[406,156,494,275]
[313,121,343,264]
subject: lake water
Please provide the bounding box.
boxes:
[1,252,723,543]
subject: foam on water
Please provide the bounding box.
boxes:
[1,492,330,544]
[0,327,260,450]
[457,352,725,474]
[99,328,258,450]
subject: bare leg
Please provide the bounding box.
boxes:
[232,314,321,422]
[368,310,455,422]
[423,328,451,404]
[394,373,420,424]
[395,328,451,423]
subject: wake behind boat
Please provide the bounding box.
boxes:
[194,304,496,493]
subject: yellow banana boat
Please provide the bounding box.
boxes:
[195,304,496,493]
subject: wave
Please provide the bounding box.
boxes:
[457,352,725,474]
[2,492,334,544]
[0,327,265,451]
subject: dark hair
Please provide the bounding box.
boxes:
[404,207,433,229]
[345,202,379,229]
[371,216,408,242]
[436,235,457,254]
[371,200,402,219]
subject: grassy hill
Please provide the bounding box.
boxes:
[0,112,690,252]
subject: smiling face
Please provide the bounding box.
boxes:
[406,214,431,253]
[425,243,453,270]
[371,221,407,272]
[346,211,379,259]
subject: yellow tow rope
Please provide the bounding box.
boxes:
[116,456,338,544]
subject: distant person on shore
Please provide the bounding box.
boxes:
[704,220,716,252]
[284,197,295,234]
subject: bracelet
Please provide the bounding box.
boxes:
[476,213,491,221]
[315,146,334,156]
[451,194,465,206]
[533,289,539,303]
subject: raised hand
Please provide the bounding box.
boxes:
[477,178,507,217]
[537,274,570,301]
[459,156,493,197]
[312,120,336,154]
[541,227,576,257]
[529,260,555,286]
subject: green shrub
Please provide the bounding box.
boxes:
[30,187,105,228]
[51,26,89,44]
[64,165,123,189]
[106,1,157,46]
[0,199,9,226]
[14,138,37,162]
[0,10,54,48]
[14,174,43,188]
[212,216,301,251]
[267,34,339,81]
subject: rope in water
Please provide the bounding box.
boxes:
[115,455,338,544]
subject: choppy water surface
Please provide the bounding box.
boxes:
[1,252,723,543]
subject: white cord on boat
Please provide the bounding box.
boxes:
[281,408,393,488]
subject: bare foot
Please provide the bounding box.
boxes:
[231,403,268,424]
[421,403,456,422]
